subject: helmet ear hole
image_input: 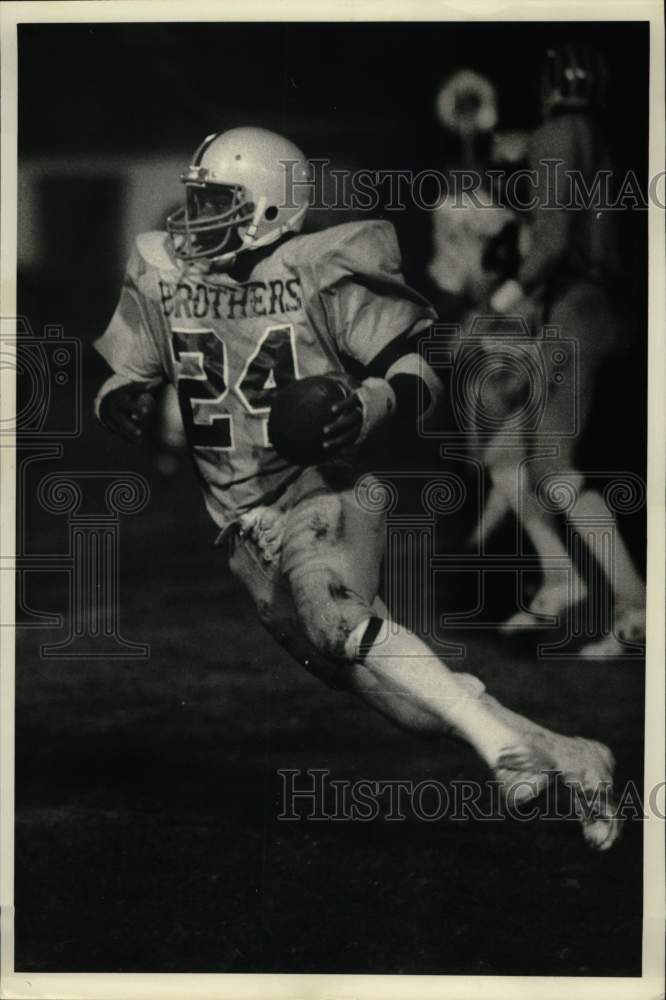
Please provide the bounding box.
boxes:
[170,127,309,261]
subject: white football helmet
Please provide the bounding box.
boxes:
[167,126,312,264]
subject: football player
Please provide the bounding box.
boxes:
[95,126,620,848]
[478,44,646,651]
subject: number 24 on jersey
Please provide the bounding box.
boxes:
[170,322,300,450]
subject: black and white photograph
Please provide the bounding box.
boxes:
[0,2,664,997]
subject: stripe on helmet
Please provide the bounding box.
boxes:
[192,132,221,167]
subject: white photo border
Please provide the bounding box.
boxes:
[1,2,663,998]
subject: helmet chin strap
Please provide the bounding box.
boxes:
[204,195,308,268]
[202,196,266,270]
[241,196,268,250]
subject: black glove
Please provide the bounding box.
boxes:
[98,382,157,443]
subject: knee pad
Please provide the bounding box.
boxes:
[291,569,374,661]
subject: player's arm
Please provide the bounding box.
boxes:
[323,334,442,451]
[315,221,441,453]
[94,245,165,443]
[490,119,575,313]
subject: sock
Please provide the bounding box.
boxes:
[346,617,521,767]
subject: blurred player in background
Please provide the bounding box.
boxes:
[94,126,620,849]
[431,44,645,653]
[428,69,509,313]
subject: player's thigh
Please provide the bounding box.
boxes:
[281,467,385,659]
[524,282,621,475]
[229,531,361,689]
[227,528,297,634]
[549,281,623,383]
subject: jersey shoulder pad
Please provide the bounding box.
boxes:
[132,230,178,273]
[127,231,179,299]
[286,220,402,281]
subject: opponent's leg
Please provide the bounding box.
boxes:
[543,283,645,645]
[482,282,644,638]
[466,327,585,622]
[552,283,645,614]
[485,454,587,628]
[469,468,512,548]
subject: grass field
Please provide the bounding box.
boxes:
[13,412,645,976]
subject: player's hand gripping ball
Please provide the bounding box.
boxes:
[268,374,362,466]
[99,382,157,443]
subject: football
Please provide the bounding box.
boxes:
[268,374,352,466]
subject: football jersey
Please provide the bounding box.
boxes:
[95,220,435,529]
[428,187,516,295]
[518,112,622,291]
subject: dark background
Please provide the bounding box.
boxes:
[15,20,648,974]
[18,21,649,149]
[18,21,650,320]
